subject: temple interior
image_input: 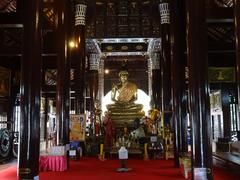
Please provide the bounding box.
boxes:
[0,0,240,180]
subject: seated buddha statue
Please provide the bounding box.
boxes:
[106,70,144,127]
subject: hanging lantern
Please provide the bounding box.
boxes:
[159,2,170,24]
[75,3,87,26]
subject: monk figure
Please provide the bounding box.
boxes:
[103,113,115,149]
[106,70,144,127]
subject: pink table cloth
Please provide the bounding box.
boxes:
[39,155,67,172]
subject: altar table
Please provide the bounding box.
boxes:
[39,155,67,172]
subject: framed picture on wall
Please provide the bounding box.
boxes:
[70,114,86,141]
[0,66,10,97]
[208,67,235,83]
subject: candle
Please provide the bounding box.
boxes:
[100,143,103,156]
[144,143,148,154]
[144,143,149,160]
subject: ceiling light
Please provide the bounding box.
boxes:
[69,41,75,48]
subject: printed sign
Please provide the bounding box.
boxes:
[70,114,86,141]
[69,150,77,156]
[118,146,128,159]
[194,168,207,180]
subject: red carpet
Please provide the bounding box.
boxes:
[41,158,184,180]
[0,158,239,180]
[213,167,239,180]
[0,166,17,180]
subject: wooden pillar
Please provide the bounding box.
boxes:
[170,0,187,167]
[63,55,70,145]
[151,53,161,109]
[44,97,48,147]
[55,0,70,145]
[148,59,153,108]
[16,0,24,13]
[74,0,87,114]
[186,0,213,179]
[18,0,42,179]
[159,0,172,112]
[64,1,71,146]
[8,71,17,130]
[98,58,105,111]
[221,89,231,137]
[89,54,99,111]
[234,0,240,135]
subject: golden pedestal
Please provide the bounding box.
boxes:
[109,111,145,128]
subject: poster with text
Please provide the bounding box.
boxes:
[70,114,86,141]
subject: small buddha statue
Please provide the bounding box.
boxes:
[106,70,144,127]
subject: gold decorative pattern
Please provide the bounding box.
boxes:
[135,45,143,50]
[106,45,113,51]
[121,45,128,50]
[208,67,235,82]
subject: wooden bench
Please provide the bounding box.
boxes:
[213,152,240,173]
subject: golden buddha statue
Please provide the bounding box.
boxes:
[106,70,144,127]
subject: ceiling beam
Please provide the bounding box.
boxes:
[0,45,21,56]
[0,13,22,26]
[206,7,233,22]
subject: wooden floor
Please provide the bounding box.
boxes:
[213,152,240,173]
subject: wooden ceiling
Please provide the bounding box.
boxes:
[0,0,237,95]
[0,0,16,13]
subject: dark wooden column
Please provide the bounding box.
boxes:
[8,71,17,130]
[170,0,187,167]
[74,0,87,114]
[16,0,24,13]
[186,0,213,179]
[221,89,231,137]
[151,53,161,109]
[234,0,240,132]
[55,0,70,145]
[64,1,71,147]
[63,54,70,145]
[19,0,42,179]
[89,54,99,111]
[44,97,48,145]
[159,0,172,112]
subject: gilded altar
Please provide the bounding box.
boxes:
[110,137,142,158]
